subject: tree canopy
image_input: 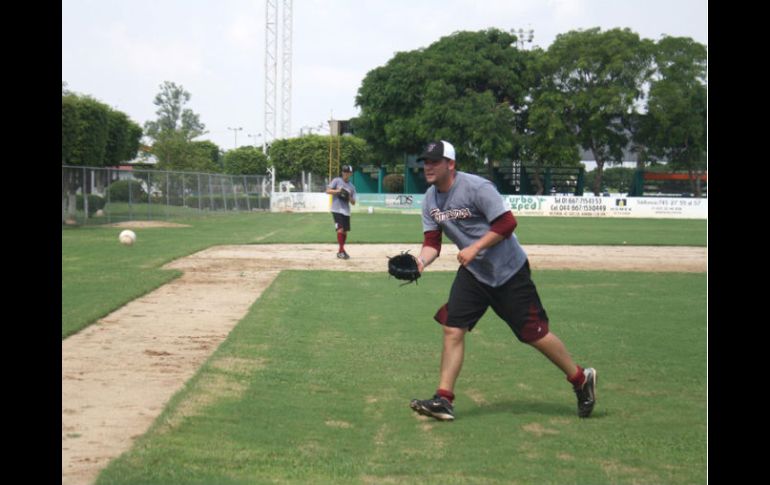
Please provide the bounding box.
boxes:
[61,91,142,167]
[223,146,269,175]
[641,36,707,195]
[354,26,706,196]
[539,27,655,194]
[143,81,220,172]
[268,135,372,179]
[143,81,206,141]
[355,28,531,171]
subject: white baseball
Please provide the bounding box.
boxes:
[119,229,136,246]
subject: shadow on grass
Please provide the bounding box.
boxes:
[460,399,608,420]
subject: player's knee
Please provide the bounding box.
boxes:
[443,325,467,341]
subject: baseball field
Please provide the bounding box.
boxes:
[62,212,707,485]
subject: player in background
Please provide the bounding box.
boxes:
[409,140,597,421]
[326,165,357,259]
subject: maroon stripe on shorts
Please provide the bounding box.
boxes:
[520,303,549,342]
[434,303,449,325]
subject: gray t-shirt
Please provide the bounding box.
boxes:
[328,177,356,216]
[422,171,527,287]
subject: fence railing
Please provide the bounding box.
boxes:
[62,165,272,225]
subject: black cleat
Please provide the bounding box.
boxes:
[337,251,350,260]
[575,367,597,418]
[410,395,455,421]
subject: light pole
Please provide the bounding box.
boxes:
[248,133,263,148]
[512,27,534,49]
[227,126,243,149]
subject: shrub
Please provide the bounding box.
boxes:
[382,174,405,193]
[76,194,106,215]
[106,179,147,202]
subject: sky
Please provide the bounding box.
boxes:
[62,0,708,152]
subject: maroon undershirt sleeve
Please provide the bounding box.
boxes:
[489,211,517,238]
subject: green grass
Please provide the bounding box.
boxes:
[95,270,706,485]
[62,212,705,338]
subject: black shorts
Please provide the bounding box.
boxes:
[433,260,549,343]
[332,212,351,232]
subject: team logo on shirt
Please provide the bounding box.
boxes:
[430,207,472,223]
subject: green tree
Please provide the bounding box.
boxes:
[522,83,582,193]
[223,146,268,175]
[105,110,142,166]
[584,166,636,194]
[194,140,224,170]
[73,96,110,167]
[144,81,216,172]
[642,36,707,196]
[541,27,655,195]
[144,81,206,141]
[355,29,531,170]
[61,91,143,221]
[268,135,372,180]
[62,94,85,165]
[62,92,142,167]
[151,132,221,173]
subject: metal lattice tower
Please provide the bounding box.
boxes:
[280,0,293,138]
[264,0,292,146]
[264,0,278,145]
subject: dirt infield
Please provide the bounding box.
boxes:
[61,243,706,484]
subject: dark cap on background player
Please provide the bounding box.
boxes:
[417,140,456,161]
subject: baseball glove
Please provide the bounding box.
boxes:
[338,188,350,202]
[387,251,421,286]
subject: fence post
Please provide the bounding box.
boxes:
[182,174,186,209]
[209,174,214,210]
[166,171,170,219]
[243,176,251,211]
[147,171,152,220]
[128,175,134,220]
[221,175,228,211]
[231,175,239,211]
[61,167,66,224]
[197,174,202,211]
[82,166,88,221]
[107,167,111,224]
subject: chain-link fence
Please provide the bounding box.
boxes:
[62,165,272,225]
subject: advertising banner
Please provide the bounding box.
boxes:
[272,193,707,219]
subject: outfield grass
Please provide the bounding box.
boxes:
[62,212,706,338]
[95,270,706,485]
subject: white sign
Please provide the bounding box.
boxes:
[270,192,331,212]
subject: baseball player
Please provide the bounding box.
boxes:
[326,164,357,259]
[409,140,597,421]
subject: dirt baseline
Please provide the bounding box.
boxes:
[61,243,706,484]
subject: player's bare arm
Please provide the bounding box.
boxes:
[417,246,439,273]
[457,231,504,266]
[418,229,442,272]
[457,211,517,266]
